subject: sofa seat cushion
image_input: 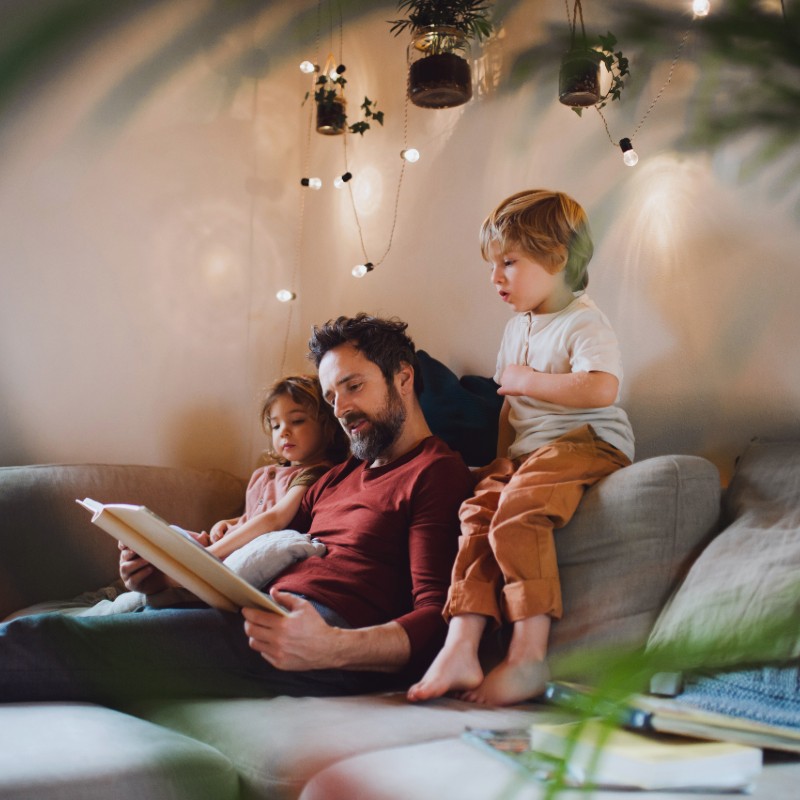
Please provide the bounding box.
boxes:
[647,439,800,669]
[298,732,800,800]
[0,702,239,800]
[132,692,539,800]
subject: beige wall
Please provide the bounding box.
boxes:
[1,0,798,481]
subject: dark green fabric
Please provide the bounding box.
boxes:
[417,350,502,467]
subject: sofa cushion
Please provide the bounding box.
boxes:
[547,454,721,674]
[0,703,239,800]
[0,464,246,619]
[647,439,800,669]
[132,693,538,800]
[417,350,502,467]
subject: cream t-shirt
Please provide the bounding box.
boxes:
[495,293,635,462]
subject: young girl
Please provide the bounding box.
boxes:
[103,374,348,612]
[202,373,349,569]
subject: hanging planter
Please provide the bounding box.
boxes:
[407,25,472,108]
[390,1,493,110]
[304,65,384,136]
[559,1,629,114]
[316,94,347,135]
[559,47,601,107]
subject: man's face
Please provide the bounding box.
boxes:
[318,343,407,464]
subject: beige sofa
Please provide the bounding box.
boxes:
[0,451,742,800]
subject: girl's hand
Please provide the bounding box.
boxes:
[190,530,211,548]
[209,519,231,542]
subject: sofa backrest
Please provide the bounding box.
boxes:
[0,463,245,619]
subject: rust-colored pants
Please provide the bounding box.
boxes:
[444,424,630,626]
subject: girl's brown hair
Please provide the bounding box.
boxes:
[260,374,349,465]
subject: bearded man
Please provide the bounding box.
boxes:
[0,314,474,702]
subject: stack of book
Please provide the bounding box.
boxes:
[462,680,800,792]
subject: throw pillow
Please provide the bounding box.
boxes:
[417,350,502,467]
[646,438,800,670]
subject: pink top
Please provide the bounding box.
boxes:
[239,464,312,522]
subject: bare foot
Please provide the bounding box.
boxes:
[461,614,551,706]
[461,657,549,706]
[407,640,484,702]
[407,613,487,702]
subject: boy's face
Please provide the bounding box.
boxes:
[487,240,574,315]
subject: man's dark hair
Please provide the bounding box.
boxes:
[308,313,424,395]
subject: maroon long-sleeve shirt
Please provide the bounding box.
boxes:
[272,436,474,679]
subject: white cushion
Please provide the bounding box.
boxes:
[0,703,238,800]
[647,440,800,668]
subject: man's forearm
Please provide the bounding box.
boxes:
[328,620,411,672]
[242,596,412,673]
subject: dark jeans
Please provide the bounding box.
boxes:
[0,603,382,705]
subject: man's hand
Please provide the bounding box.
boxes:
[242,591,412,673]
[118,530,210,594]
[242,591,342,671]
[118,542,170,595]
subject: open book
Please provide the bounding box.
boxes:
[77,498,287,616]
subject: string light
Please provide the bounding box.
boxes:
[299,60,317,74]
[276,289,296,302]
[619,137,639,166]
[300,0,412,281]
[333,171,353,188]
[351,262,374,278]
[692,0,710,17]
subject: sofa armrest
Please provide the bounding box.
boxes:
[0,463,246,619]
[549,454,721,673]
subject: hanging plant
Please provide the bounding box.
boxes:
[389,1,494,109]
[559,0,629,115]
[304,69,384,136]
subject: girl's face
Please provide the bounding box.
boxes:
[268,394,327,466]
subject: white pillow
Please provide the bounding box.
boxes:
[646,439,800,670]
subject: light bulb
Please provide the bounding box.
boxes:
[623,150,639,167]
[300,177,322,190]
[299,60,316,74]
[619,138,639,167]
[276,289,296,302]
[401,148,420,163]
[692,0,710,17]
[351,262,374,278]
[333,171,353,189]
[328,63,345,81]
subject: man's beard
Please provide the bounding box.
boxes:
[344,384,407,464]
